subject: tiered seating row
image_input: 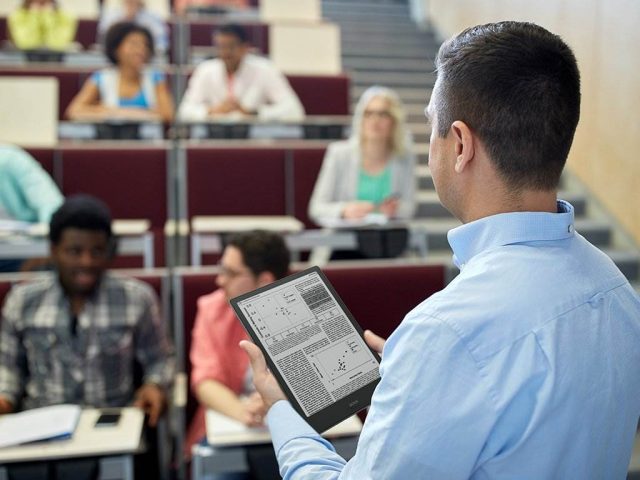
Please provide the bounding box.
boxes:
[21,143,328,266]
[0,66,351,119]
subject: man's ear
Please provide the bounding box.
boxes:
[256,271,275,287]
[451,120,475,174]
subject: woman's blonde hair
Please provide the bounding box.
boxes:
[350,85,411,156]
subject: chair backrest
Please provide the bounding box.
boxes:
[287,74,350,115]
[185,147,287,218]
[291,147,325,228]
[0,77,58,147]
[59,146,168,228]
[22,148,57,179]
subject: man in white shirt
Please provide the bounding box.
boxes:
[178,23,305,121]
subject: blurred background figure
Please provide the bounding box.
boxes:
[66,22,174,122]
[178,23,304,121]
[0,144,64,272]
[174,0,249,16]
[308,85,416,223]
[8,0,77,53]
[98,0,169,54]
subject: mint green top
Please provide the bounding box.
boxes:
[0,144,63,223]
[357,167,392,205]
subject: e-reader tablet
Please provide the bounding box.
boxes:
[230,266,381,433]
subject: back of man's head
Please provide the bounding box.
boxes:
[434,21,581,191]
[226,230,290,280]
[49,194,113,245]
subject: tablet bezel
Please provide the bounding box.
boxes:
[230,265,381,433]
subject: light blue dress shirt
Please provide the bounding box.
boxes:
[266,200,640,479]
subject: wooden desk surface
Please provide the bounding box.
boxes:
[0,407,144,463]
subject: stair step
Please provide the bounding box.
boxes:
[323,1,409,15]
[352,86,433,102]
[352,71,437,88]
[344,44,436,58]
[343,57,435,72]
[414,191,588,219]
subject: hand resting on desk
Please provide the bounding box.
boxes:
[0,395,14,414]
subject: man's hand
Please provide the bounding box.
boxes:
[239,341,286,411]
[133,383,166,427]
[209,98,243,115]
[0,396,14,415]
[364,329,386,356]
[241,391,268,427]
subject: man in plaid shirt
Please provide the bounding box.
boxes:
[0,195,174,427]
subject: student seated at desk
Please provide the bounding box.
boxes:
[186,230,289,480]
[0,194,175,420]
[66,22,174,123]
[178,23,304,122]
[8,0,77,53]
[308,86,416,259]
[308,85,416,224]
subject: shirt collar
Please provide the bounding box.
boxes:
[447,200,575,269]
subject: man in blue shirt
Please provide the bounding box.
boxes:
[240,21,640,479]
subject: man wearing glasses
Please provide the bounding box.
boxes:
[186,230,289,479]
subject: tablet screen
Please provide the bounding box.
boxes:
[231,266,381,432]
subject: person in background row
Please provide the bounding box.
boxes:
[174,0,249,16]
[178,23,304,122]
[66,22,174,122]
[308,85,416,223]
[0,194,175,424]
[241,21,640,479]
[186,231,290,480]
[8,0,77,52]
[0,144,64,272]
[98,0,169,54]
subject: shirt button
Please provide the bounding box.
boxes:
[567,224,574,233]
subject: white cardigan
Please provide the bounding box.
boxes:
[308,140,416,223]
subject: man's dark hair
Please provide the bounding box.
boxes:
[215,24,249,44]
[104,21,154,65]
[226,230,290,280]
[49,194,113,245]
[434,21,581,191]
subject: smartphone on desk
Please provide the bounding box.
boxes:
[95,410,121,427]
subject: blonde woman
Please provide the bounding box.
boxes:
[308,86,416,224]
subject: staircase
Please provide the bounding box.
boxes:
[322,0,640,286]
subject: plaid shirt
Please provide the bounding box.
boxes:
[0,273,175,410]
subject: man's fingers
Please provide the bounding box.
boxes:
[240,340,268,374]
[364,329,386,355]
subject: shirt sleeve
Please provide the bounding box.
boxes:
[12,147,64,223]
[308,143,348,221]
[253,64,305,121]
[177,65,213,121]
[134,284,175,390]
[266,311,498,480]
[41,9,77,51]
[0,289,27,406]
[189,297,228,389]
